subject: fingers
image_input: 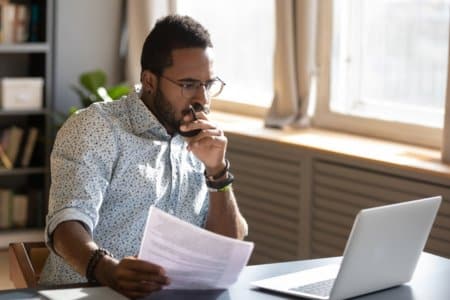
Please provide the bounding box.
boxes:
[120,256,166,275]
[117,280,163,298]
[179,111,227,166]
[179,117,223,138]
[185,129,226,151]
[116,267,169,285]
[192,109,209,119]
[112,257,170,298]
[117,257,169,283]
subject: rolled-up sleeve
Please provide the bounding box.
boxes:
[45,106,118,252]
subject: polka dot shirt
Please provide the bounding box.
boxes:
[39,90,209,285]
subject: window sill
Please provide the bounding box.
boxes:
[211,111,450,180]
[211,98,268,118]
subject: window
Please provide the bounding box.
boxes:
[316,0,450,147]
[176,0,275,115]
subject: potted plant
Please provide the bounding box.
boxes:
[53,70,130,127]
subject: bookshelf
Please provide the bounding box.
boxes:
[0,0,54,248]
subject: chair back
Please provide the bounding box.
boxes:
[9,241,49,288]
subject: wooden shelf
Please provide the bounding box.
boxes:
[0,43,49,53]
[0,229,44,249]
[0,109,48,116]
[0,167,47,176]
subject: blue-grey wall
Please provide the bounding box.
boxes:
[53,0,123,114]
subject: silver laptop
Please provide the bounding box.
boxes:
[251,196,441,300]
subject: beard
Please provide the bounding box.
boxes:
[153,87,189,135]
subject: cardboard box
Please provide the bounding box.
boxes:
[0,77,44,110]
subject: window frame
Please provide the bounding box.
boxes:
[313,0,446,149]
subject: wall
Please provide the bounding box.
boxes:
[53,0,123,114]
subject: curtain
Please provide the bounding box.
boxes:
[441,24,450,163]
[124,0,174,85]
[265,0,318,129]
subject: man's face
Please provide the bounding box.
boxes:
[153,47,215,134]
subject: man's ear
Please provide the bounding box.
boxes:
[141,70,158,95]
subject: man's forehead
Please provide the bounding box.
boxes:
[167,47,214,78]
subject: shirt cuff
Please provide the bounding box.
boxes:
[45,207,95,254]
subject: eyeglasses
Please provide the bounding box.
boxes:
[160,75,226,99]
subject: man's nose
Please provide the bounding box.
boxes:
[193,84,209,105]
[191,102,210,115]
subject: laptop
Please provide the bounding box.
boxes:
[251,196,441,300]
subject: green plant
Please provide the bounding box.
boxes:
[70,69,130,115]
[53,70,130,128]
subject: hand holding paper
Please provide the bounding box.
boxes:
[138,206,254,289]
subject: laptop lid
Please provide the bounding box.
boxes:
[251,196,442,300]
[330,196,441,299]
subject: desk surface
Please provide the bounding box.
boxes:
[1,252,449,300]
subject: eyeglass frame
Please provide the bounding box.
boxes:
[159,75,226,99]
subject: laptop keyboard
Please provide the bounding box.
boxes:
[289,278,335,297]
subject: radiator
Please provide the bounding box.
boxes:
[227,136,303,264]
[312,160,450,258]
[226,134,450,264]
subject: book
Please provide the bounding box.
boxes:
[0,143,13,169]
[12,193,28,227]
[5,126,24,166]
[0,188,12,229]
[0,3,15,43]
[28,2,41,42]
[12,4,29,43]
[21,127,38,167]
[0,127,9,150]
[0,2,30,44]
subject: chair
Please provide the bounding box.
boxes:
[9,241,49,288]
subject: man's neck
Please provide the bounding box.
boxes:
[140,93,176,136]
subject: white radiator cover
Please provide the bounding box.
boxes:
[227,137,303,264]
[227,134,450,264]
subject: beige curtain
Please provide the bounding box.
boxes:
[125,0,174,85]
[441,22,450,163]
[265,0,318,129]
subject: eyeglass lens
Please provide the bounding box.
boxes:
[182,80,223,98]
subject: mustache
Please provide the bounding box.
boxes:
[182,103,210,118]
[178,104,210,137]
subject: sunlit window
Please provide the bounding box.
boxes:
[330,0,450,128]
[176,0,275,109]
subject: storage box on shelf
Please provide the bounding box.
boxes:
[0,77,44,110]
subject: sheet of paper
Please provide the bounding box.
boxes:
[138,206,254,289]
[39,287,127,300]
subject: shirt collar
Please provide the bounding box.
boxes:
[127,88,171,139]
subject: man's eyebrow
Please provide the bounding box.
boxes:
[177,77,216,82]
[177,77,200,82]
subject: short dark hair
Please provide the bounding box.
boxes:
[140,15,213,76]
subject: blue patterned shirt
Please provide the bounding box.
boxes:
[39,90,209,285]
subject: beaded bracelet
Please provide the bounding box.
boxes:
[85,248,113,283]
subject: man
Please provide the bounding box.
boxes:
[39,15,248,299]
